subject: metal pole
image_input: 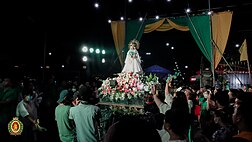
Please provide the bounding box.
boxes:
[208,0,215,86]
[185,12,212,61]
[123,0,127,68]
[135,13,148,40]
[185,10,213,87]
[247,56,251,84]
[200,56,203,87]
[212,40,243,86]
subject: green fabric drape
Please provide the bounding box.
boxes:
[187,15,212,63]
[111,12,232,70]
[125,20,145,50]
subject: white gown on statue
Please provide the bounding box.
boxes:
[122,49,143,73]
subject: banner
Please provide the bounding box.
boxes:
[239,39,248,61]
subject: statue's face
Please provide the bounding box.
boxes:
[129,42,137,49]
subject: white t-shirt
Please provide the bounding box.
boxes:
[158,128,170,142]
[16,100,29,118]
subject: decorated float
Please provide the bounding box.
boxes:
[98,72,159,109]
[97,39,161,137]
[98,39,159,113]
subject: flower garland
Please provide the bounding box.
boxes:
[98,72,159,103]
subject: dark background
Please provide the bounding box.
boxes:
[1,0,252,81]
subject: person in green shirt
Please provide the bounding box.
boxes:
[69,86,101,142]
[55,89,76,142]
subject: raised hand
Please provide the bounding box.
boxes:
[151,85,156,95]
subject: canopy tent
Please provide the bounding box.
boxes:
[144,65,173,74]
[111,11,233,79]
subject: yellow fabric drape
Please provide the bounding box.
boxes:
[239,39,248,61]
[144,18,189,33]
[144,18,166,33]
[111,21,125,67]
[167,19,189,31]
[155,24,174,31]
[212,11,233,69]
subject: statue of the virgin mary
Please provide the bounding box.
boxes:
[121,39,143,73]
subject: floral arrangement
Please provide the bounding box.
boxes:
[98,72,159,105]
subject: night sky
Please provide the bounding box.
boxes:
[1,0,252,80]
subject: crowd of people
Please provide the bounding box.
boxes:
[0,76,100,142]
[1,39,252,142]
[0,74,252,142]
[152,78,252,142]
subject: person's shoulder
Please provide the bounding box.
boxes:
[56,104,71,109]
[91,104,100,110]
[69,105,78,112]
[16,100,24,106]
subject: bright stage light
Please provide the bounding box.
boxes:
[102,50,106,54]
[82,56,88,62]
[94,3,99,8]
[186,8,191,13]
[95,49,100,54]
[102,58,105,63]
[89,48,94,53]
[108,19,111,23]
[82,46,88,52]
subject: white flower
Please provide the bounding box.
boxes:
[137,83,143,90]
[144,85,149,92]
[110,95,114,101]
[121,93,125,100]
[127,93,132,99]
[133,87,137,92]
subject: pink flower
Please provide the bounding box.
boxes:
[130,72,133,76]
[107,88,111,94]
[102,90,106,94]
[130,90,135,95]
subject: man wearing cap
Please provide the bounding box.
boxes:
[55,89,76,142]
[69,86,101,142]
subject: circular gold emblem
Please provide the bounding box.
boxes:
[8,117,23,136]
